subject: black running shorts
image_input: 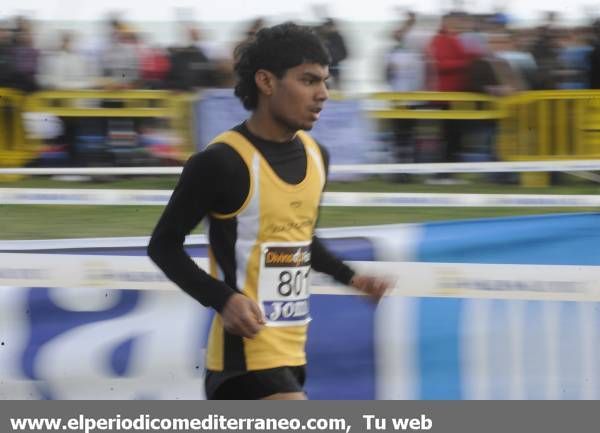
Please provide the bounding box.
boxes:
[205,365,306,400]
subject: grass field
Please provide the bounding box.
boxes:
[1,174,599,240]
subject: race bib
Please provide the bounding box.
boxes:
[257,241,312,326]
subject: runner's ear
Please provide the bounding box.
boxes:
[255,69,275,97]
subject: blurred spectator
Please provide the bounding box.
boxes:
[384,11,425,172]
[233,17,265,63]
[468,32,526,95]
[544,11,559,28]
[427,12,470,92]
[101,26,143,89]
[102,13,126,50]
[0,22,14,87]
[140,44,171,89]
[97,22,146,166]
[11,23,39,92]
[466,32,525,167]
[192,26,233,87]
[588,20,600,89]
[37,31,101,166]
[496,30,537,90]
[167,27,216,90]
[38,32,95,89]
[557,28,592,89]
[14,15,33,35]
[458,13,487,61]
[315,18,348,90]
[242,17,265,41]
[385,12,425,92]
[427,12,470,166]
[490,7,510,30]
[209,55,235,88]
[530,17,561,89]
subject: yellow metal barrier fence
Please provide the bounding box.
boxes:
[371,90,600,186]
[24,90,177,118]
[370,91,506,120]
[0,88,37,169]
[23,89,199,159]
[1,89,200,169]
[498,90,600,160]
[371,90,600,160]
[3,89,600,186]
[497,90,600,186]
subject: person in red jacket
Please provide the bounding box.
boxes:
[428,12,470,92]
[140,45,171,89]
[427,13,471,168]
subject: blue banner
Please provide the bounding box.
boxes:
[1,214,600,399]
[377,213,600,399]
[194,90,378,179]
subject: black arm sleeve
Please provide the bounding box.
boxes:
[310,143,356,285]
[311,236,355,284]
[147,147,240,312]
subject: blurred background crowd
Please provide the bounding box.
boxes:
[0,11,350,92]
[1,4,600,175]
[0,7,599,93]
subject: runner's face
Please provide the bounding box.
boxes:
[270,63,329,132]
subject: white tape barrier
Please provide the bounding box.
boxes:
[0,235,202,251]
[331,160,600,175]
[0,225,407,251]
[2,187,600,207]
[323,192,600,207]
[0,188,171,206]
[3,160,600,176]
[0,167,183,176]
[1,253,599,302]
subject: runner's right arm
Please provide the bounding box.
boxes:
[147,146,240,312]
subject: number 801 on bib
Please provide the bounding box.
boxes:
[258,242,312,326]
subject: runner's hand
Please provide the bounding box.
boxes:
[221,294,266,338]
[350,274,391,303]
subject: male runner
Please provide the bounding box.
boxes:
[148,22,389,400]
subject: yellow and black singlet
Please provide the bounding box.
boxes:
[206,128,326,371]
[148,122,355,372]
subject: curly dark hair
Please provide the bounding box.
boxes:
[234,22,331,110]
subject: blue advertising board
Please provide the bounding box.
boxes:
[1,214,600,399]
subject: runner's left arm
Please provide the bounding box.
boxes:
[310,142,355,284]
[310,143,390,301]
